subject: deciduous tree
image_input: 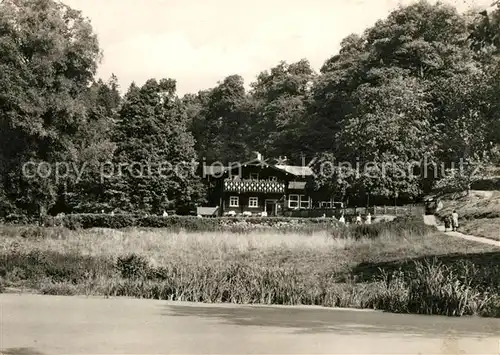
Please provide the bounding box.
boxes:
[0,0,101,215]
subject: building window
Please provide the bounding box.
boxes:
[248,197,258,208]
[288,194,299,208]
[269,176,277,181]
[321,201,332,208]
[300,195,310,209]
[229,196,239,207]
[250,173,259,180]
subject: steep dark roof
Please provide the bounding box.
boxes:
[275,165,314,177]
[201,160,314,178]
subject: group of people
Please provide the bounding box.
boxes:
[444,210,459,232]
[336,212,372,225]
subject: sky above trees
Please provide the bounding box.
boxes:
[62,0,489,95]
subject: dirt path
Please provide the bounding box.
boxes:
[423,215,500,248]
[472,190,494,198]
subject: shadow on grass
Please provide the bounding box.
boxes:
[350,251,500,286]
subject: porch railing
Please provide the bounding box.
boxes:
[224,179,286,193]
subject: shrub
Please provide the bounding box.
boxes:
[40,281,77,296]
[116,254,150,279]
[45,214,137,229]
[40,214,341,233]
[136,215,221,231]
[3,214,33,225]
[19,226,46,239]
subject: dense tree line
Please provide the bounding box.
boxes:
[1,0,499,216]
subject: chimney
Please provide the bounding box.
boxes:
[254,151,262,161]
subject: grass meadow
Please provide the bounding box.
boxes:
[1,217,499,317]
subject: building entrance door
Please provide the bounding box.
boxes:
[265,199,277,216]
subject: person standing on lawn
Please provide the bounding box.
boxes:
[452,210,459,231]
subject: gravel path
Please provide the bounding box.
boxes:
[423,214,500,248]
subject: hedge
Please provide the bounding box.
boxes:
[3,214,429,236]
[1,214,40,225]
[33,213,342,231]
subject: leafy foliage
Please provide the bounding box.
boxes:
[0,0,101,215]
[1,0,500,216]
[308,1,500,199]
[108,79,205,213]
